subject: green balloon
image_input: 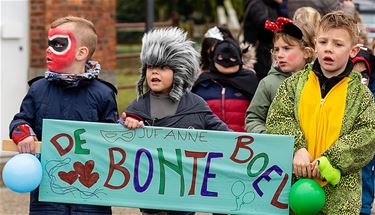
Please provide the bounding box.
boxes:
[289,179,326,215]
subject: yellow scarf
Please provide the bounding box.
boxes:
[298,71,349,185]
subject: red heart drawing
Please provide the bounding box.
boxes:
[58,170,78,185]
[73,160,99,188]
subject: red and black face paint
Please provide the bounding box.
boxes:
[46,27,77,73]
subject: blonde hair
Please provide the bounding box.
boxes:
[51,16,97,60]
[293,7,321,49]
[319,11,358,45]
[353,11,368,46]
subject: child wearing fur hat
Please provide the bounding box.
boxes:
[121,27,229,215]
[192,39,258,132]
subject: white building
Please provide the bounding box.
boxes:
[1,0,30,152]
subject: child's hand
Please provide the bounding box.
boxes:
[310,159,321,178]
[17,136,37,154]
[293,148,312,178]
[120,112,144,130]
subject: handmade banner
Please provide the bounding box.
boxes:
[39,119,294,214]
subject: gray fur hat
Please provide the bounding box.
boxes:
[137,27,200,102]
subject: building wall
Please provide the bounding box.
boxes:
[30,0,117,82]
[1,0,30,143]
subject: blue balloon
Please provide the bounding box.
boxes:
[2,153,42,193]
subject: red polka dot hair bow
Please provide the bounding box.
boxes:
[264,17,303,39]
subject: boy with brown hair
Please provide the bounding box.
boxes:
[266,11,375,214]
[122,27,229,215]
[9,16,117,214]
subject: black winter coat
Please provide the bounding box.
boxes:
[243,0,281,80]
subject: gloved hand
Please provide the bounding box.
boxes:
[318,156,341,186]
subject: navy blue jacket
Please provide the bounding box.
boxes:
[126,91,229,131]
[9,77,117,214]
[10,77,118,140]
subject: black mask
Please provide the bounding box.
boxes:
[213,39,242,68]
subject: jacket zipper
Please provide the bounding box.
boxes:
[221,87,226,121]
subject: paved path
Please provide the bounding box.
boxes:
[0,188,138,215]
[0,187,373,215]
[0,188,210,215]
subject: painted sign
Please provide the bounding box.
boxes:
[39,119,294,214]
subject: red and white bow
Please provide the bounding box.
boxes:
[265,17,294,32]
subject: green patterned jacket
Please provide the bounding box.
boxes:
[266,65,375,214]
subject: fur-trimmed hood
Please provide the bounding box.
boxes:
[137,27,200,102]
[240,42,257,71]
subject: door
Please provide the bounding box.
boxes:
[0,0,29,147]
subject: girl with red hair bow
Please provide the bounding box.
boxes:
[245,16,315,134]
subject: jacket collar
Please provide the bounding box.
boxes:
[312,59,353,81]
[311,59,354,98]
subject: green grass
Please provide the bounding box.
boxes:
[116,70,139,112]
[115,44,142,112]
[117,58,141,73]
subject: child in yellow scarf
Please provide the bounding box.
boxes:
[266,11,375,214]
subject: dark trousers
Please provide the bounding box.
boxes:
[361,156,375,215]
[29,187,112,215]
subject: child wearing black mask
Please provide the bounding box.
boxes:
[192,39,258,132]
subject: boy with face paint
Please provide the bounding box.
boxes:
[192,39,258,132]
[46,27,77,72]
[9,16,117,214]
